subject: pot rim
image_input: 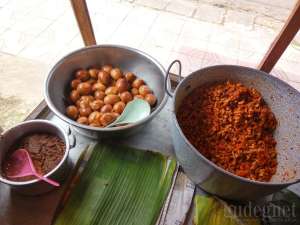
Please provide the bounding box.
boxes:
[172,64,299,187]
[0,119,70,186]
[44,44,168,132]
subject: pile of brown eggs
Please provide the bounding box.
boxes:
[66,65,157,127]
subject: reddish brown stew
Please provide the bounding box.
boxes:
[177,81,277,182]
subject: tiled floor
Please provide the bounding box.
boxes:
[0,52,47,129]
[0,0,300,128]
[1,0,299,72]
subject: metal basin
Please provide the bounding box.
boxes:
[0,120,74,195]
[167,63,300,200]
[45,45,168,139]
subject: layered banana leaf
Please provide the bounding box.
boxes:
[54,143,177,225]
[193,195,261,225]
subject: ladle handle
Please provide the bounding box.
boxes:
[35,173,60,187]
[164,60,182,97]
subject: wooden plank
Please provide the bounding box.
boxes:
[70,0,96,46]
[258,1,300,73]
[25,100,48,121]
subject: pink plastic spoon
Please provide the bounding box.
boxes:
[5,148,60,187]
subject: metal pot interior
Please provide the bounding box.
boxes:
[173,65,300,184]
[45,45,166,131]
[0,120,69,185]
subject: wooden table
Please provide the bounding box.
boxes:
[0,99,196,225]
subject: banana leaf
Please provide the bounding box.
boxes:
[193,195,261,225]
[53,143,177,225]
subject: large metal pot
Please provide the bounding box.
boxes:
[0,120,75,195]
[45,45,168,139]
[166,61,300,200]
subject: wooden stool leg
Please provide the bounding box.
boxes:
[70,0,97,46]
[258,1,300,73]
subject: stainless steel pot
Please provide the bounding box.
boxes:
[0,120,75,195]
[45,45,168,139]
[166,61,300,200]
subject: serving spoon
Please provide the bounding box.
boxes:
[5,148,60,187]
[106,99,151,128]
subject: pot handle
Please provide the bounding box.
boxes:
[67,126,77,149]
[164,60,182,97]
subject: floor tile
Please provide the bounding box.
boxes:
[239,36,273,54]
[92,13,126,43]
[39,16,79,45]
[153,11,186,34]
[19,32,65,64]
[65,35,85,51]
[12,15,53,36]
[52,35,85,65]
[122,5,159,27]
[225,9,255,30]
[135,0,169,10]
[275,59,300,82]
[109,22,150,48]
[210,27,241,49]
[173,35,208,55]
[88,0,133,17]
[28,0,67,20]
[139,44,171,68]
[86,0,108,14]
[0,0,9,7]
[166,0,197,17]
[280,44,300,62]
[0,26,8,35]
[180,19,219,41]
[0,29,36,55]
[0,7,22,28]
[169,51,204,76]
[201,50,239,67]
[141,27,179,51]
[194,4,225,24]
[207,42,239,61]
[237,49,264,67]
[4,0,41,15]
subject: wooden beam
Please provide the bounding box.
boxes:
[25,100,48,121]
[258,1,300,73]
[70,0,96,46]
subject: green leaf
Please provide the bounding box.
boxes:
[54,144,177,225]
[193,195,261,225]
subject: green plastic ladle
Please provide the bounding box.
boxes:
[106,99,151,128]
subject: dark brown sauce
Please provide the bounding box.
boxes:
[2,133,65,182]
